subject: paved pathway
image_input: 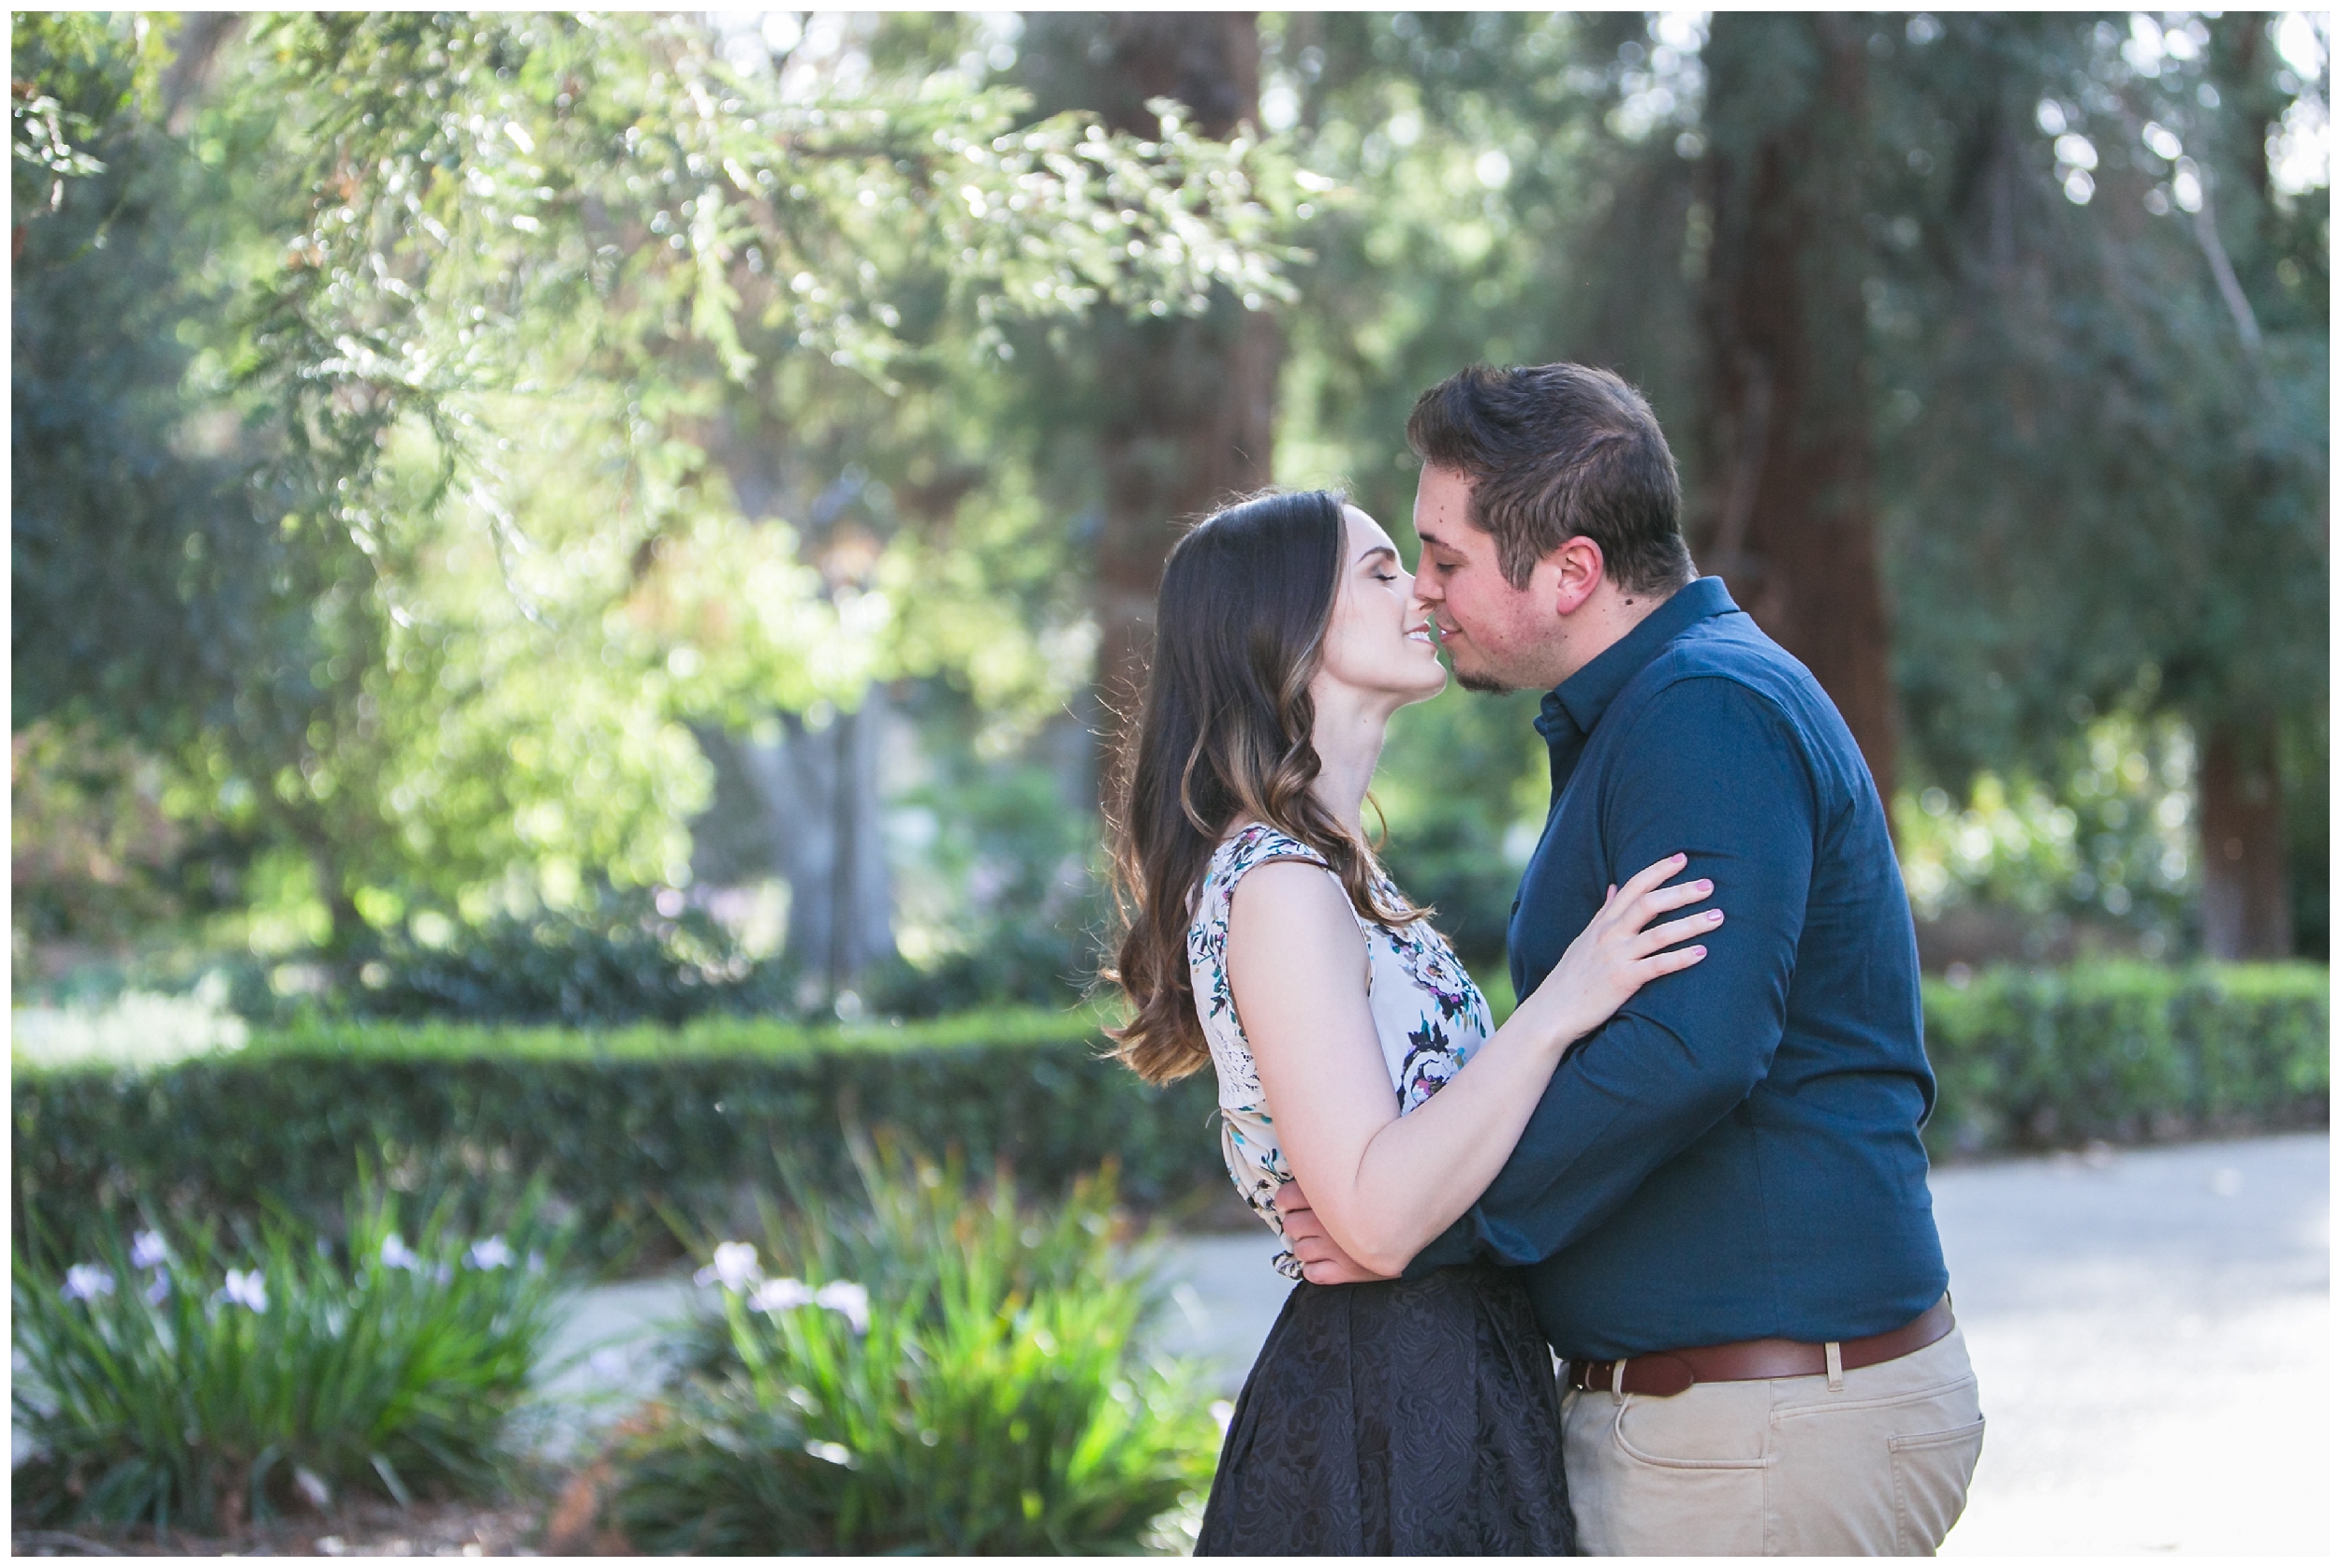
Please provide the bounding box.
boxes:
[516,1132,2336,1554]
[1927,1133,2328,1556]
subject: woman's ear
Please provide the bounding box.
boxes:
[1550,535,1607,617]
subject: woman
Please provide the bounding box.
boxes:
[1102,489,1718,1555]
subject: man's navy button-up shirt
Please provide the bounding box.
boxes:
[1406,577,1950,1360]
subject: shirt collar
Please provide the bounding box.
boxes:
[1536,576,1740,741]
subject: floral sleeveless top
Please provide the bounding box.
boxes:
[1188,822,1494,1279]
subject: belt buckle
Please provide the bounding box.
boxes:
[1572,1354,1698,1398]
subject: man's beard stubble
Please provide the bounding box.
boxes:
[1438,633,1528,695]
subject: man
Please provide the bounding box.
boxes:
[1276,361,1984,1555]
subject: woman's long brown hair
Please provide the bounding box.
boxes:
[1101,489,1425,1085]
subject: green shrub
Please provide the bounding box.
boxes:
[605,1141,1214,1554]
[1920,961,2329,1153]
[860,914,1098,1019]
[11,1182,563,1535]
[352,884,793,1026]
[667,1133,1162,1377]
[13,1005,1224,1272]
[13,966,2324,1272]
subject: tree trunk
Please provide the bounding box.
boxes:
[1695,14,1900,808]
[1092,304,1280,742]
[2197,716,2292,960]
[161,12,243,133]
[683,401,899,996]
[690,689,898,998]
[1022,13,1280,790]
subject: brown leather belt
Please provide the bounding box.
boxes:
[1567,1297,1954,1399]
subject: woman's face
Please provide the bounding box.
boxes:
[1313,505,1448,708]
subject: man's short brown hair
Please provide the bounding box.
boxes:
[1406,362,1693,594]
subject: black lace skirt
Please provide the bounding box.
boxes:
[1195,1262,1576,1556]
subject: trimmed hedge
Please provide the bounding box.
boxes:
[13,1007,1222,1272]
[1921,961,2329,1153]
[14,966,2326,1270]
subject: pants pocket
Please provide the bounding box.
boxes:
[1891,1416,1986,1555]
[1566,1389,1770,1556]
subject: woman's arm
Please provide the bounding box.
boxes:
[1228,853,1715,1279]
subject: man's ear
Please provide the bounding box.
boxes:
[1551,535,1606,617]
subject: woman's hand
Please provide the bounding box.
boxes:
[1519,853,1717,1048]
[1274,1181,1394,1284]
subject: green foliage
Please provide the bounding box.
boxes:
[12,1007,1223,1274]
[608,1142,1211,1554]
[10,722,251,950]
[352,883,791,1027]
[2281,708,2329,959]
[1371,685,1549,971]
[12,11,1297,966]
[1867,13,2328,774]
[15,970,2324,1278]
[11,1182,562,1534]
[1263,11,2326,960]
[1896,708,2201,945]
[1921,961,2329,1154]
[875,709,1107,1016]
[1265,11,1699,533]
[10,13,277,746]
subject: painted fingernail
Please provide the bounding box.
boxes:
[1707,910,1723,922]
[1692,946,1707,957]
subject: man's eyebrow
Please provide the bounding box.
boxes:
[1413,528,1452,550]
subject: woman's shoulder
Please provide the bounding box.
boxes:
[1193,821,1342,942]
[1215,819,1332,874]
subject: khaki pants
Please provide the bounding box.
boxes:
[1562,1325,1984,1556]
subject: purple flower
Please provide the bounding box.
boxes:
[379,1233,422,1272]
[694,1240,760,1292]
[747,1277,814,1313]
[217,1268,269,1313]
[62,1264,115,1301]
[464,1236,513,1270]
[129,1231,169,1270]
[814,1280,872,1333]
